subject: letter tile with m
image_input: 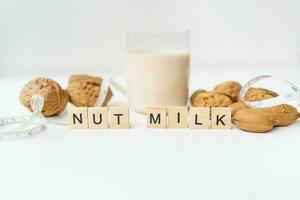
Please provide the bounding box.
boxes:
[147,107,166,128]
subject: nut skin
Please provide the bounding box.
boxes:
[214,81,242,102]
[244,87,278,102]
[229,101,248,117]
[263,104,300,127]
[233,108,276,133]
[19,77,69,117]
[67,74,113,107]
[191,91,233,107]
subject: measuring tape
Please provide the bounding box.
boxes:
[0,94,67,140]
[0,78,127,140]
[239,75,300,108]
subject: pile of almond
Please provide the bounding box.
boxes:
[191,81,300,133]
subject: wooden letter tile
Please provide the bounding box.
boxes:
[68,107,88,129]
[88,107,108,129]
[109,107,130,129]
[147,107,166,128]
[189,107,210,129]
[211,107,231,129]
[167,106,188,128]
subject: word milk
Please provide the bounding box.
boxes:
[68,106,231,129]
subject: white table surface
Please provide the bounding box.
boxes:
[1,67,300,200]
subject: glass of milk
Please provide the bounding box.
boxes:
[126,30,190,113]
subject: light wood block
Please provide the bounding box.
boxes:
[68,107,88,129]
[147,107,166,128]
[211,107,231,129]
[189,107,210,129]
[109,107,130,129]
[167,106,188,128]
[88,107,108,129]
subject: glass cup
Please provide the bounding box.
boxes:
[126,30,190,113]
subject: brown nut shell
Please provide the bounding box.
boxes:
[214,81,242,102]
[192,91,233,107]
[229,101,248,117]
[244,87,278,102]
[67,74,113,107]
[190,89,206,104]
[233,108,276,133]
[19,77,69,117]
[263,104,300,127]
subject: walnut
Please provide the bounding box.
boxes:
[214,81,242,102]
[190,89,206,104]
[67,74,113,107]
[19,77,69,117]
[191,91,233,107]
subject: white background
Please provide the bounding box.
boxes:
[0,0,300,76]
[1,1,300,200]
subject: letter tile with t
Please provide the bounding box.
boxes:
[68,107,88,129]
[88,107,108,129]
[147,107,166,128]
[109,107,130,129]
[211,107,231,129]
[189,107,210,129]
[167,106,188,128]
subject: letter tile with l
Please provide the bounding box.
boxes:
[189,107,210,129]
